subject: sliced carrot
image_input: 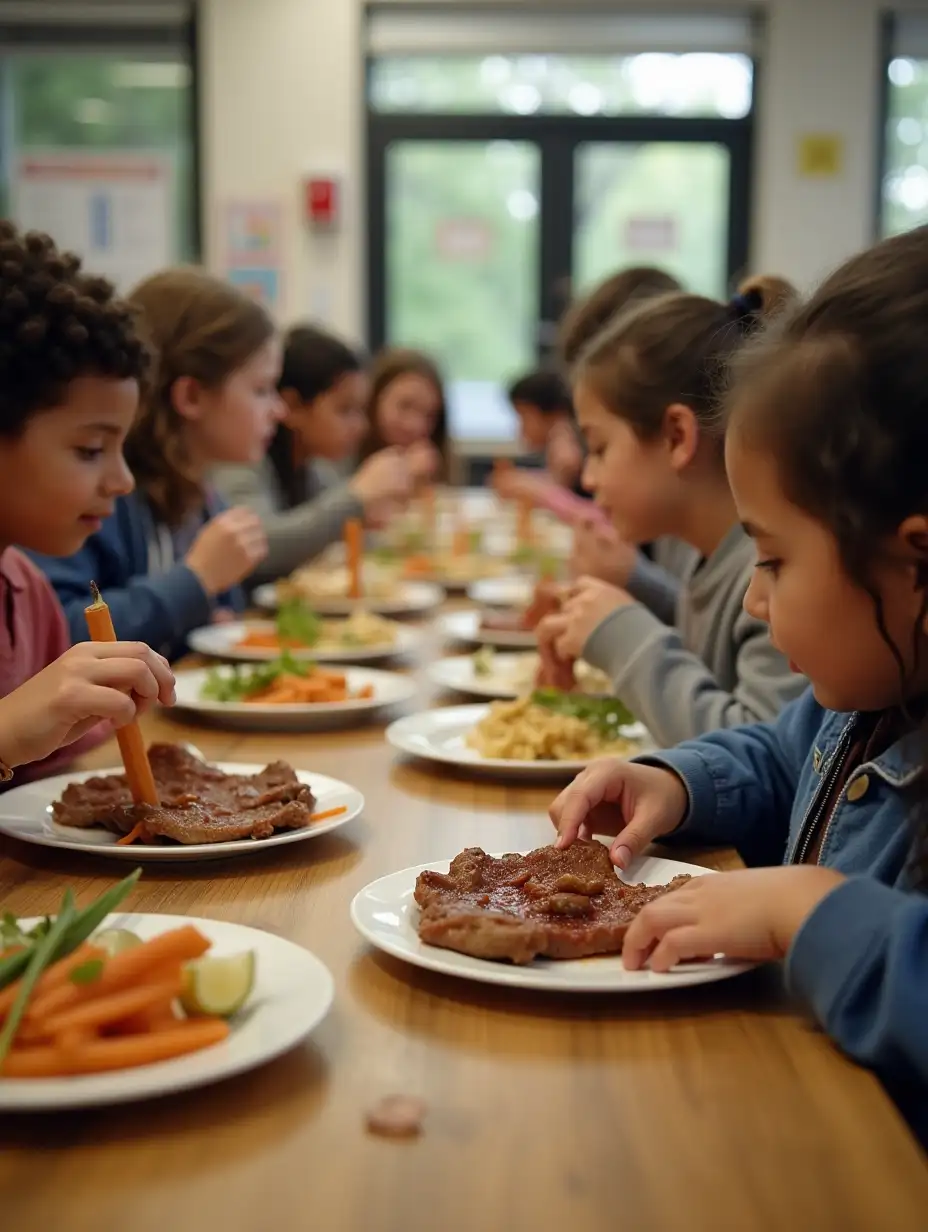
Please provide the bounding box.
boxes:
[116,821,146,847]
[39,974,182,1038]
[110,998,179,1035]
[26,926,209,1022]
[1,1018,229,1077]
[0,943,105,1023]
[310,806,347,823]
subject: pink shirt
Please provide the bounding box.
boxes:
[0,548,109,786]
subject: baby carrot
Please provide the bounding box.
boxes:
[40,974,183,1039]
[2,1019,229,1077]
[345,518,363,601]
[116,821,146,847]
[0,942,105,1023]
[26,926,209,1022]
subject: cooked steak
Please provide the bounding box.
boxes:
[415,841,691,964]
[479,579,563,634]
[52,744,316,845]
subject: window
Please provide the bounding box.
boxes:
[367,8,757,448]
[0,4,197,287]
[881,16,928,236]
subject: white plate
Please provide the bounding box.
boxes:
[0,913,333,1109]
[172,667,417,731]
[386,704,650,780]
[187,620,421,665]
[351,853,752,992]
[436,609,537,651]
[467,576,534,608]
[0,764,363,862]
[254,581,445,617]
[427,653,537,699]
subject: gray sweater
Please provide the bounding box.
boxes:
[583,524,804,747]
[211,457,363,585]
[625,537,696,626]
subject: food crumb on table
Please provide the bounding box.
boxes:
[365,1094,427,1138]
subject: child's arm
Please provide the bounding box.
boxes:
[787,878,928,1090]
[36,537,212,655]
[583,601,803,747]
[213,463,364,583]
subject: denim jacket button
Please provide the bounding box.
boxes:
[847,774,870,803]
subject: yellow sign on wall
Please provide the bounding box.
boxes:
[797,133,844,178]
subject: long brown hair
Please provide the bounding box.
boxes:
[360,347,447,470]
[727,232,928,883]
[575,276,795,451]
[558,267,683,367]
[125,267,275,525]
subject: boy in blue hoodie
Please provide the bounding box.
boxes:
[550,226,928,1146]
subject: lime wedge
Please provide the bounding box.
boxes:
[180,951,256,1018]
[94,928,142,957]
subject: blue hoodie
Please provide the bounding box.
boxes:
[29,490,245,662]
[645,687,928,1146]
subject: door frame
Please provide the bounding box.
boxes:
[366,112,753,352]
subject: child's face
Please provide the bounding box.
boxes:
[728,434,928,712]
[513,401,551,451]
[285,371,369,462]
[0,375,137,555]
[573,380,679,545]
[184,336,284,467]
[376,373,441,448]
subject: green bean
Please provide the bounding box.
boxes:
[0,868,141,991]
[0,891,75,1066]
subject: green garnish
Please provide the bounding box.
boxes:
[275,599,322,647]
[472,646,495,677]
[0,868,141,993]
[69,958,105,986]
[202,653,313,703]
[530,688,635,737]
[468,529,483,554]
[0,892,75,1067]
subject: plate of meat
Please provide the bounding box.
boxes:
[350,840,753,991]
[0,744,363,862]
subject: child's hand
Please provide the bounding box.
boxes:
[0,642,175,769]
[186,507,268,595]
[537,576,632,660]
[546,421,584,488]
[350,448,413,507]
[405,440,441,484]
[622,866,846,971]
[491,467,546,504]
[571,521,639,587]
[549,758,688,868]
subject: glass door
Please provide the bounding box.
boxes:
[382,139,540,443]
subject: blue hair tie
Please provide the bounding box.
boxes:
[729,288,764,321]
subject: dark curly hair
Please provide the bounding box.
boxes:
[0,219,148,436]
[727,226,928,884]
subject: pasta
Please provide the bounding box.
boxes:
[467,697,641,762]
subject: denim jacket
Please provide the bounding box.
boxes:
[646,687,928,1145]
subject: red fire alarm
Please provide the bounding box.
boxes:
[304,176,339,228]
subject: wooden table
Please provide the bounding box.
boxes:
[0,678,926,1229]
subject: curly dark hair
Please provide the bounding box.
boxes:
[727,226,928,884]
[0,219,148,435]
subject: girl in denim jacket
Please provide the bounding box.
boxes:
[551,224,928,1145]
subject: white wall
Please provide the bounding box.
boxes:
[200,0,892,333]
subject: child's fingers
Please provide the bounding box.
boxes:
[622,897,698,970]
[550,760,623,848]
[86,658,163,702]
[647,925,714,973]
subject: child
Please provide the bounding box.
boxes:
[492,369,590,518]
[537,280,805,745]
[33,267,281,660]
[549,225,928,1146]
[561,267,691,627]
[0,221,174,782]
[359,347,446,482]
[213,324,414,583]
